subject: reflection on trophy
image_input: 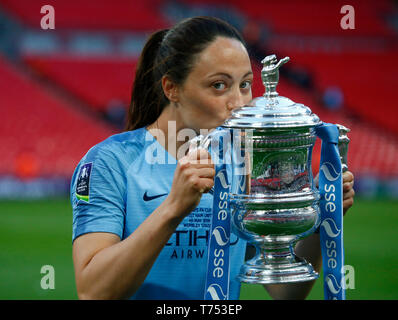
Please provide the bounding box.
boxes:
[201,54,350,284]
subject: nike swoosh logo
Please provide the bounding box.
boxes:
[143,191,168,201]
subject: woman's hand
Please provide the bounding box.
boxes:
[166,148,215,218]
[314,170,355,215]
[342,170,355,215]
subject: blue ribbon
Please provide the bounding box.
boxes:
[315,123,345,300]
[204,133,231,300]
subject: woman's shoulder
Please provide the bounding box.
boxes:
[81,127,147,165]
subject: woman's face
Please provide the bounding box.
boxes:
[176,36,253,132]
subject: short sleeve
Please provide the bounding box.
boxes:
[70,146,126,242]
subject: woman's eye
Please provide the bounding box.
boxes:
[212,82,226,90]
[240,80,252,89]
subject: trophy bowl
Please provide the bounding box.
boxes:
[227,128,321,284]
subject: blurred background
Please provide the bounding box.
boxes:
[0,0,397,299]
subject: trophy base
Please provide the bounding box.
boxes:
[238,245,319,284]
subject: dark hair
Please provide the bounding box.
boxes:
[125,16,246,131]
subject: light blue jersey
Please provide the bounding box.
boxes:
[70,127,247,300]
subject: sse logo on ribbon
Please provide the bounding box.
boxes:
[212,226,230,246]
[325,274,343,296]
[320,162,341,182]
[321,218,341,238]
[204,168,231,300]
[206,283,227,300]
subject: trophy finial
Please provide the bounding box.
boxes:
[261,55,290,99]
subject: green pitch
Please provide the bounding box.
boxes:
[0,197,397,300]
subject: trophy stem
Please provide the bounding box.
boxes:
[238,241,319,284]
[261,241,297,264]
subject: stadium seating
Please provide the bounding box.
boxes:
[182,0,395,36]
[237,0,394,36]
[23,55,137,112]
[251,61,398,178]
[0,0,168,31]
[275,51,398,136]
[0,54,115,178]
[0,0,397,189]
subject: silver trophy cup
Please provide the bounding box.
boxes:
[196,55,350,284]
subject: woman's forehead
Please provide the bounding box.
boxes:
[190,37,251,78]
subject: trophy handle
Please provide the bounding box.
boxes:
[188,130,251,195]
[336,124,350,172]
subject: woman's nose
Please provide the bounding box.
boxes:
[227,90,245,111]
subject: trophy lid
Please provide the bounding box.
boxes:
[222,54,321,129]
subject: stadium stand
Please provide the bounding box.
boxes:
[252,63,398,179]
[0,54,114,178]
[236,0,395,36]
[0,0,397,197]
[23,55,137,113]
[0,0,169,31]
[275,51,398,136]
[181,0,395,36]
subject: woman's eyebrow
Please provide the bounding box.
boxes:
[207,72,233,79]
[207,71,253,79]
[243,71,254,78]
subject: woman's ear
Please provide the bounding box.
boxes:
[161,75,179,103]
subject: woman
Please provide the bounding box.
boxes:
[71,16,355,300]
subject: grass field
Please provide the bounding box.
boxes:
[0,197,397,300]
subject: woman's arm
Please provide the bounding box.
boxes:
[73,149,215,299]
[73,197,183,300]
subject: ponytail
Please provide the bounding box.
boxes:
[125,29,169,131]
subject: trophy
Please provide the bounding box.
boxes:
[198,54,350,284]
